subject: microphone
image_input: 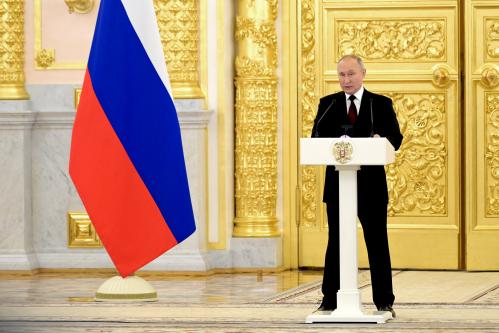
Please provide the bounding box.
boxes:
[341,124,353,137]
[369,98,374,137]
[312,99,335,137]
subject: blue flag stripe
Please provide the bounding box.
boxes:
[87,0,195,242]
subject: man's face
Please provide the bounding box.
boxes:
[337,58,366,95]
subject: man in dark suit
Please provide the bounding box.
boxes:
[311,54,403,317]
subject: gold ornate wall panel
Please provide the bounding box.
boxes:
[466,2,499,270]
[0,0,29,100]
[297,1,460,269]
[233,0,279,237]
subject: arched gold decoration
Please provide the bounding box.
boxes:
[0,0,29,100]
[233,0,279,237]
[386,92,447,216]
[338,20,445,61]
[64,0,94,14]
[480,64,499,89]
[486,93,499,216]
[300,0,319,228]
[432,64,451,88]
[154,0,204,98]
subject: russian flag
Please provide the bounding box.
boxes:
[69,0,196,277]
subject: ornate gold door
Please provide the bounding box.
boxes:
[297,0,462,269]
[465,1,499,270]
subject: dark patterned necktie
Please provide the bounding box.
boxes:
[348,95,357,125]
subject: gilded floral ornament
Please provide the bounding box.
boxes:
[300,0,318,228]
[338,20,445,60]
[485,93,499,216]
[35,48,55,68]
[64,0,94,14]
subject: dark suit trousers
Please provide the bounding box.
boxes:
[322,198,395,308]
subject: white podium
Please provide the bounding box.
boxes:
[300,137,395,324]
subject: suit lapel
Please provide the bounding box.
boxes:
[356,89,372,130]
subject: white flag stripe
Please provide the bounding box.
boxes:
[120,0,173,97]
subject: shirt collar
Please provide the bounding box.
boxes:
[345,85,364,102]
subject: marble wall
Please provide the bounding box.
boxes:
[0,85,282,272]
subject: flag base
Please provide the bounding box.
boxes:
[95,275,158,302]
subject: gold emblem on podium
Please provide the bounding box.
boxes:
[333,141,353,164]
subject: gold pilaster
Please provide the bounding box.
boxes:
[154,0,204,99]
[0,0,28,100]
[233,0,279,237]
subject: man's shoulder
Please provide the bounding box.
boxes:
[365,90,392,103]
[319,91,343,103]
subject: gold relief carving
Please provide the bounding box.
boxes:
[233,0,279,237]
[432,65,451,88]
[300,0,318,228]
[64,0,94,14]
[480,64,499,89]
[338,20,445,61]
[486,19,499,58]
[485,93,499,216]
[35,48,55,68]
[235,56,274,77]
[154,0,203,98]
[385,93,447,216]
[68,212,102,248]
[0,0,29,100]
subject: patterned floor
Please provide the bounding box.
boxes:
[0,270,498,332]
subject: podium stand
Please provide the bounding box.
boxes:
[300,137,395,324]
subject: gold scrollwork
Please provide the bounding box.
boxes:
[300,0,319,228]
[64,0,94,14]
[432,65,451,88]
[386,93,447,216]
[485,93,499,216]
[480,64,499,89]
[486,19,499,58]
[338,20,445,61]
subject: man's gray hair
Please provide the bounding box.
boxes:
[338,54,365,71]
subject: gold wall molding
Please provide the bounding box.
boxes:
[486,18,499,58]
[34,0,90,69]
[64,0,94,14]
[0,0,29,100]
[337,19,446,61]
[300,0,319,228]
[386,92,447,216]
[154,0,204,99]
[486,93,499,216]
[68,212,102,248]
[233,0,279,237]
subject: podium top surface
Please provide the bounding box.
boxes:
[300,137,395,166]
